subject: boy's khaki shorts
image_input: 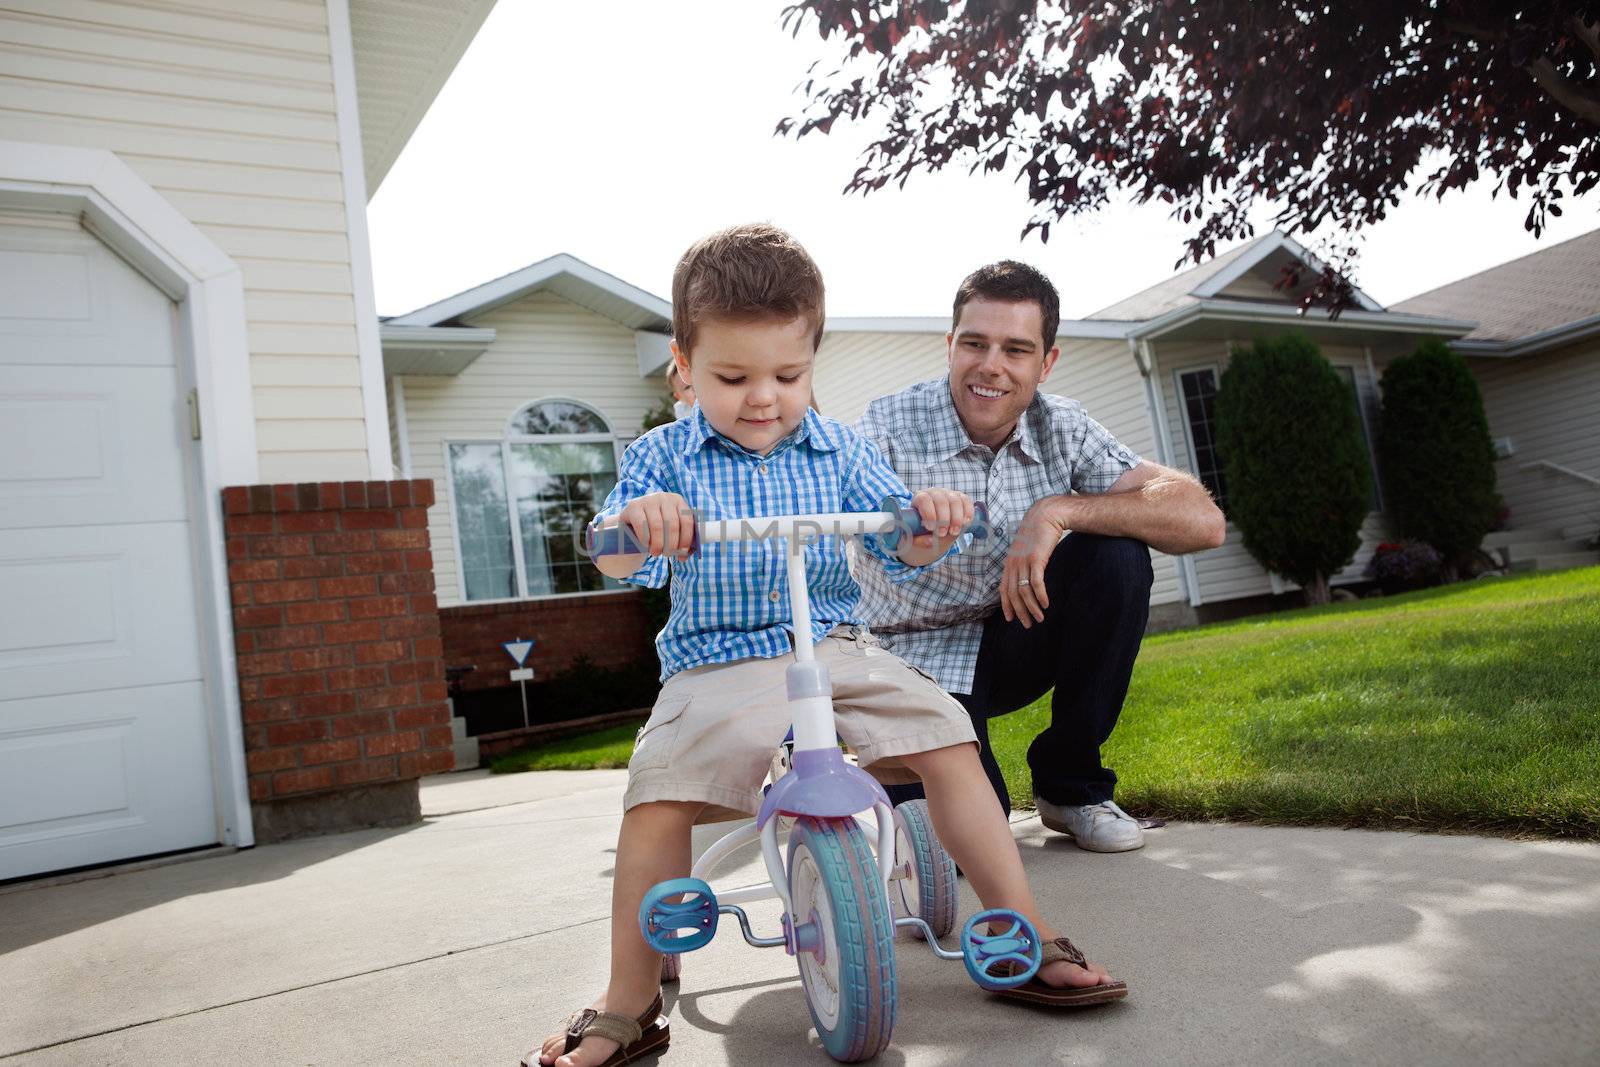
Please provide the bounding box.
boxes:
[625,626,978,824]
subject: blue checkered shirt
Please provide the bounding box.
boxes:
[851,377,1142,695]
[597,407,945,681]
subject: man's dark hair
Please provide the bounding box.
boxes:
[952,260,1060,352]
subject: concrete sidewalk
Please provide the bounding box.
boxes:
[3,768,1598,1065]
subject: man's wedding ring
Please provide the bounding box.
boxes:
[1018,578,1031,587]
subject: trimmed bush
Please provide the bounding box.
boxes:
[1375,341,1500,573]
[1215,333,1373,604]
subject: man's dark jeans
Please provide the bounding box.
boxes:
[885,532,1154,815]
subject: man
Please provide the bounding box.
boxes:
[854,261,1225,852]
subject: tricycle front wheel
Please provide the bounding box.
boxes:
[787,816,897,1062]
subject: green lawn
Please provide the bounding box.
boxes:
[492,567,1600,838]
[490,722,640,772]
[990,566,1600,838]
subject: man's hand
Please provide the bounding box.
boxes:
[593,493,695,578]
[1001,500,1067,628]
[897,487,974,566]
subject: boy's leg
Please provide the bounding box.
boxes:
[884,692,1010,814]
[535,799,702,1067]
[895,743,1117,990]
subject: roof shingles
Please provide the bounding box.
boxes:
[1391,228,1600,342]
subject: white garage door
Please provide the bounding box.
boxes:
[0,211,220,881]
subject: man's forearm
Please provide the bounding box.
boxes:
[1035,473,1225,556]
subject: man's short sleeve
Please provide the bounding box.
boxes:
[840,431,961,582]
[1069,412,1142,494]
[593,433,673,589]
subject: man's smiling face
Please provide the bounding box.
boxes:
[946,297,1060,450]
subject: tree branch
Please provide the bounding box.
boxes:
[1525,55,1600,126]
[1569,17,1600,64]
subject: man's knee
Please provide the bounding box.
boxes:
[1054,533,1154,593]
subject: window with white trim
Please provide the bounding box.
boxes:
[446,400,624,601]
[1333,365,1382,512]
[1175,367,1228,512]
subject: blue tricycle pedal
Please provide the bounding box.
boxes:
[960,908,1043,990]
[639,877,720,954]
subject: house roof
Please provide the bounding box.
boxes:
[386,253,673,377]
[386,252,672,332]
[1391,226,1600,346]
[1087,231,1384,320]
[351,0,501,195]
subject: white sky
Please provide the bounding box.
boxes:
[368,0,1600,321]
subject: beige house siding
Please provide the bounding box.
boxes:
[1043,339,1183,606]
[0,0,371,481]
[1158,338,1386,602]
[401,290,667,607]
[1216,270,1287,303]
[813,331,947,424]
[1468,340,1600,538]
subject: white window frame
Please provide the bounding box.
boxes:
[1171,362,1227,511]
[1331,364,1384,514]
[444,397,632,603]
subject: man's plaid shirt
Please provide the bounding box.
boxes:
[851,376,1142,695]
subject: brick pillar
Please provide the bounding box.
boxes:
[222,479,453,843]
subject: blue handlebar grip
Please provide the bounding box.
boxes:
[879,497,993,551]
[585,522,645,558]
[585,521,699,558]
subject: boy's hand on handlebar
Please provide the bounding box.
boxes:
[899,488,973,565]
[618,492,697,559]
[910,488,975,543]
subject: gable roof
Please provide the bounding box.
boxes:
[1087,231,1383,321]
[386,252,672,333]
[1391,227,1600,346]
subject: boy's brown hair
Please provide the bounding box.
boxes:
[671,223,826,357]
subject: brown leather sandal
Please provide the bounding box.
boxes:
[995,936,1129,1008]
[519,991,669,1067]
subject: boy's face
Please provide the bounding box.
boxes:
[673,315,815,456]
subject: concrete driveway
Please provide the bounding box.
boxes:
[3,769,1598,1065]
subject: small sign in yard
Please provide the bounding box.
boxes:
[503,638,537,728]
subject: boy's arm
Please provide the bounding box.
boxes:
[590,436,677,587]
[840,434,968,580]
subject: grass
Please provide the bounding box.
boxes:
[490,722,641,773]
[990,566,1600,838]
[489,567,1600,838]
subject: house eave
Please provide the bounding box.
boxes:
[1130,300,1478,342]
[386,253,671,334]
[824,316,1139,340]
[380,324,497,376]
[1452,313,1600,358]
[1187,231,1385,312]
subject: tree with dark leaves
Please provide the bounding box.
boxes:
[778,2,1600,298]
[1375,340,1501,577]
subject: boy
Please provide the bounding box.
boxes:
[528,225,1124,1067]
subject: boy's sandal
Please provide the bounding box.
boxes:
[519,992,670,1067]
[994,936,1129,1008]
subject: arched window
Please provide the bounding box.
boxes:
[446,399,623,601]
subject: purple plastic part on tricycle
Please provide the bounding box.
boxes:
[756,746,889,829]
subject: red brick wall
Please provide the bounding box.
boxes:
[223,479,453,804]
[439,590,654,692]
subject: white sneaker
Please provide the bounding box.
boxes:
[1035,798,1145,852]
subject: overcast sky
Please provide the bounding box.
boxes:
[368,0,1600,321]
